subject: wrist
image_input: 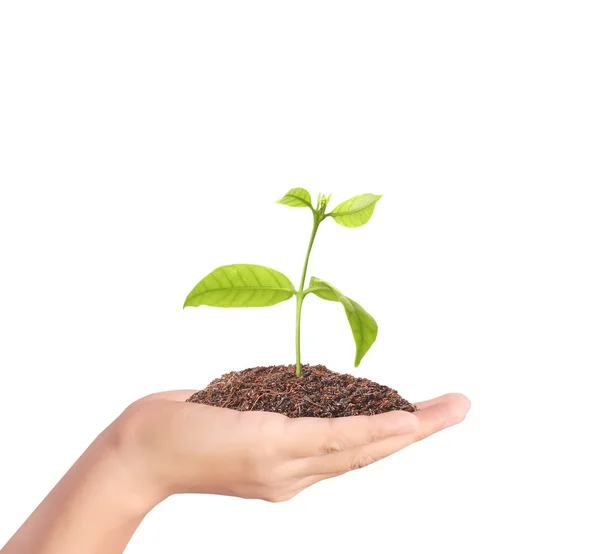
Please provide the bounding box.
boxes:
[2,417,161,554]
[105,403,172,512]
[91,423,161,517]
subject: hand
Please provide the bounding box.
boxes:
[116,390,470,504]
[1,390,470,554]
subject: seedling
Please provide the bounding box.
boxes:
[184,189,382,377]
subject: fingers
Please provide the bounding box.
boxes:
[413,392,469,411]
[411,393,471,440]
[296,393,470,478]
[283,409,419,459]
[137,390,199,403]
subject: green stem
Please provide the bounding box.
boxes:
[295,212,321,377]
[295,294,304,377]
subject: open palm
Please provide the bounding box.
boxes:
[121,390,471,503]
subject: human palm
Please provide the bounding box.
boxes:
[119,390,470,503]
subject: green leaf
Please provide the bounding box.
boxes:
[330,193,382,227]
[276,188,313,209]
[184,264,296,308]
[308,277,378,366]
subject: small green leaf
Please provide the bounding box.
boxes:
[277,188,313,209]
[184,264,296,308]
[330,193,382,227]
[308,277,378,366]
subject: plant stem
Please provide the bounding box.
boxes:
[295,294,304,377]
[295,212,321,377]
[299,212,320,292]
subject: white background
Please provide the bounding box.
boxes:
[1,1,599,552]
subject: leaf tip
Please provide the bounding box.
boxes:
[183,293,198,309]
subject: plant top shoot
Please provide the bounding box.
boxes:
[184,189,382,377]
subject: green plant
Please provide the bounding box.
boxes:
[184,189,382,377]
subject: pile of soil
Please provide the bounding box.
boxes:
[186,364,416,417]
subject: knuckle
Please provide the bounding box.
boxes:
[321,439,344,455]
[321,419,345,454]
[413,429,429,443]
[350,452,378,471]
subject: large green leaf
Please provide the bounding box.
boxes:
[184,264,296,308]
[330,193,382,227]
[276,188,313,209]
[308,277,378,366]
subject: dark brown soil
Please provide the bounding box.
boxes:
[186,364,417,417]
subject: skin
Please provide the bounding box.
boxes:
[1,391,470,554]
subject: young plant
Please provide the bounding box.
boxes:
[184,189,382,377]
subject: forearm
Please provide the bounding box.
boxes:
[1,419,157,554]
[1,391,468,553]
